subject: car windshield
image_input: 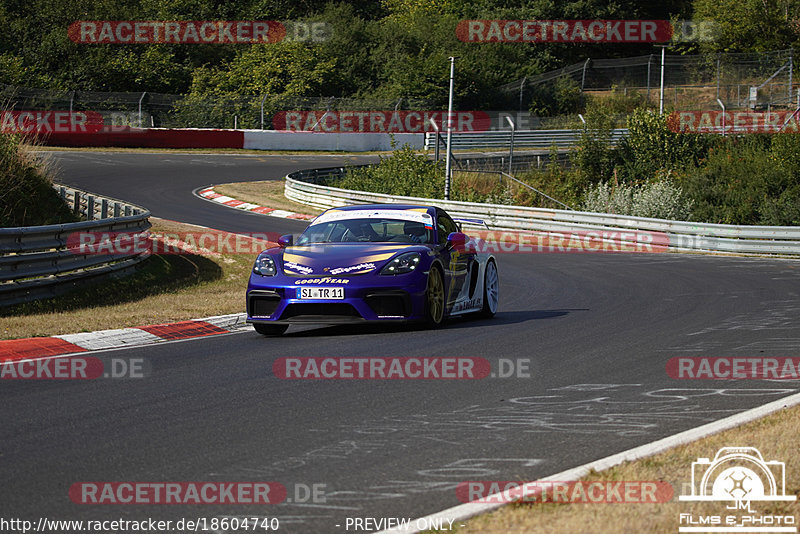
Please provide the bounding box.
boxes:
[297,217,433,244]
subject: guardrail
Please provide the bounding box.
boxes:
[285,167,800,256]
[0,186,151,306]
[424,128,628,150]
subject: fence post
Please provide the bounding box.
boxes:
[505,116,515,174]
[581,58,590,90]
[87,196,95,221]
[101,199,108,219]
[658,45,666,114]
[260,94,269,129]
[138,92,147,127]
[114,202,121,217]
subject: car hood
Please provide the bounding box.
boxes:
[280,243,428,276]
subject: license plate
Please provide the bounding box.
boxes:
[298,287,345,299]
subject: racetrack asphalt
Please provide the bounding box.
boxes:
[2,151,800,532]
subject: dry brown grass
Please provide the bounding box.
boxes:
[1,218,261,339]
[455,404,800,533]
[214,179,324,216]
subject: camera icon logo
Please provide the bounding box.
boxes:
[680,447,796,502]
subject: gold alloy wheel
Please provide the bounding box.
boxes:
[426,267,445,325]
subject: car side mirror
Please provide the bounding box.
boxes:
[277,234,293,248]
[446,232,467,252]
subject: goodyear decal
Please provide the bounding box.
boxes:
[296,278,350,284]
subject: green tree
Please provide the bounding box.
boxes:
[693,0,800,52]
[617,108,713,183]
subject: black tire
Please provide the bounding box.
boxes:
[478,260,499,318]
[424,265,445,327]
[253,323,288,336]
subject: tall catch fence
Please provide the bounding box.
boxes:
[498,49,797,112]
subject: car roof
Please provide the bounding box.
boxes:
[320,204,437,220]
[325,204,438,216]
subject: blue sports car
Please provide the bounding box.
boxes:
[246,204,499,335]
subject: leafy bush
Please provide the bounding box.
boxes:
[582,181,633,215]
[758,185,800,226]
[570,102,618,184]
[617,108,714,183]
[681,135,799,225]
[581,177,694,220]
[0,132,76,227]
[336,143,445,199]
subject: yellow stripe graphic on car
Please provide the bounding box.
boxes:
[354,252,397,263]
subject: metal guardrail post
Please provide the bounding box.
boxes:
[114,202,121,217]
[1,185,152,307]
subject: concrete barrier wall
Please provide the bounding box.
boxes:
[242,130,423,151]
[37,128,423,152]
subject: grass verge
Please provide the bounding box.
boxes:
[1,218,260,340]
[452,403,800,533]
[213,179,323,217]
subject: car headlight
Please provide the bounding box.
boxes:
[380,252,421,275]
[253,255,277,276]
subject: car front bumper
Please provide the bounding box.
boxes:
[246,272,428,324]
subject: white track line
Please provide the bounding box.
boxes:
[378,390,800,533]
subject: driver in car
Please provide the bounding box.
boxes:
[404,221,429,243]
